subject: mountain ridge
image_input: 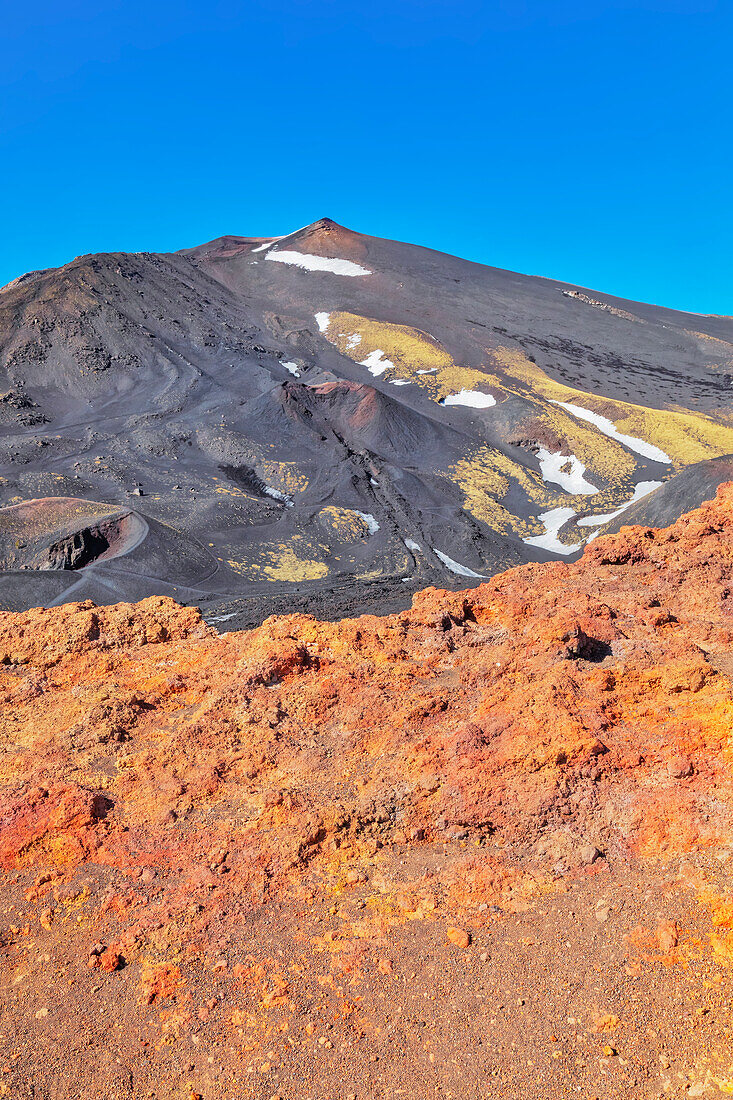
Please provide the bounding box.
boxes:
[6,216,729,323]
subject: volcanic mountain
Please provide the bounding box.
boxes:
[1,218,732,624]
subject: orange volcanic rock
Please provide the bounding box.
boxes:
[4,488,733,1096]
[446,926,471,949]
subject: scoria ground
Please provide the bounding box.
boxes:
[4,489,733,1097]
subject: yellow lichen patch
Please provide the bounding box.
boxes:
[448,449,532,537]
[213,462,308,498]
[447,443,644,541]
[493,348,733,471]
[484,449,565,508]
[214,483,248,498]
[261,542,328,582]
[542,404,638,485]
[323,312,500,403]
[448,446,579,538]
[260,460,309,495]
[229,538,329,582]
[325,312,451,374]
[355,565,385,581]
[612,406,733,468]
[426,364,503,403]
[317,506,370,542]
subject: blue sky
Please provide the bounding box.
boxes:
[1,0,730,313]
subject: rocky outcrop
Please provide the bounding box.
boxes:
[4,490,733,1096]
[45,523,113,570]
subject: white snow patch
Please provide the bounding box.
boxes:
[355,511,380,534]
[441,389,496,409]
[282,361,301,377]
[264,485,294,508]
[417,368,437,375]
[390,378,412,386]
[315,312,331,333]
[523,508,581,556]
[207,612,237,623]
[266,251,371,277]
[577,480,663,527]
[345,333,362,349]
[252,222,313,253]
[252,238,281,253]
[551,401,672,463]
[359,349,394,377]
[404,538,422,552]
[536,448,598,495]
[433,549,487,578]
[370,477,379,487]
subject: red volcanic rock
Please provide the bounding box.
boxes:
[4,487,733,1094]
[0,782,113,868]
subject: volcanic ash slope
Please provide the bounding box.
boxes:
[2,217,733,622]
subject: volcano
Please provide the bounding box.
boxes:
[1,218,732,625]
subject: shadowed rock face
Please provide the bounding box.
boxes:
[1,218,733,624]
[2,489,733,1095]
[45,522,113,570]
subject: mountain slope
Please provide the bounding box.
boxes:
[1,218,732,622]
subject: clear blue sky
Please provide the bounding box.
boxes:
[1,0,730,313]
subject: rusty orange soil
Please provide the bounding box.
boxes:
[5,489,733,1097]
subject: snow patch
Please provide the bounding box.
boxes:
[206,612,237,623]
[252,238,281,253]
[345,333,362,349]
[355,511,380,534]
[315,312,331,333]
[552,401,672,464]
[577,480,663,527]
[266,251,371,277]
[264,485,293,508]
[282,361,301,377]
[433,549,486,578]
[404,538,421,552]
[390,379,412,386]
[536,448,598,495]
[441,389,496,409]
[523,508,581,556]
[359,349,394,377]
[417,368,437,375]
[251,222,312,253]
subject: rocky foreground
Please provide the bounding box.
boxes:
[4,490,733,1098]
